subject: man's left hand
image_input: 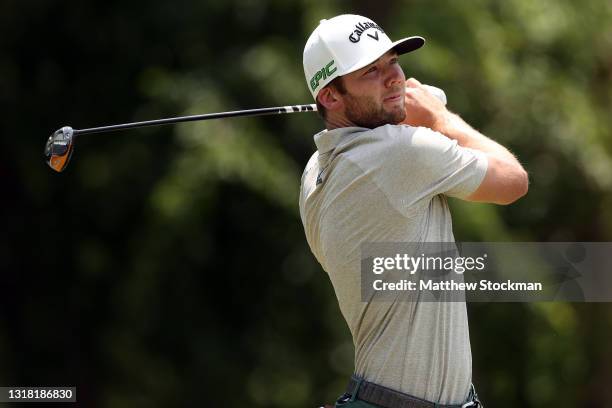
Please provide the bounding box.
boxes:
[401,78,448,130]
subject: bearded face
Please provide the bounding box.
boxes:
[319,50,407,129]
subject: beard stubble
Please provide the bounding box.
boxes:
[343,91,407,129]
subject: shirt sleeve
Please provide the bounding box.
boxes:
[375,125,488,207]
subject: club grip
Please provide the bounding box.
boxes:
[406,84,447,105]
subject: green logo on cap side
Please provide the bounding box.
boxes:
[310,60,337,92]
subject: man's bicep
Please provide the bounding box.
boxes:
[464,154,529,205]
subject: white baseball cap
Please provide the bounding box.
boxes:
[303,14,425,100]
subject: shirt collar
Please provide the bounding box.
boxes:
[314,127,367,154]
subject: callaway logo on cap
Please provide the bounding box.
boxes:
[303,14,425,99]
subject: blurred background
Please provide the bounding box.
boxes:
[2,0,612,406]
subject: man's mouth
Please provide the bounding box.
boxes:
[383,93,402,103]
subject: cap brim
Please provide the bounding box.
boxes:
[341,36,425,77]
[392,36,425,55]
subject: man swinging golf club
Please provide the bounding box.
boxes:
[299,14,528,408]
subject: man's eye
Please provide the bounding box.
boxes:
[366,67,377,74]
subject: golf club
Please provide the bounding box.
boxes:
[44,104,317,172]
[44,85,446,173]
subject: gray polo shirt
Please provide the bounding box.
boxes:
[299,124,488,404]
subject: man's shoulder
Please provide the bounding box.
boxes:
[356,123,416,141]
[365,124,457,155]
[336,124,424,159]
[350,124,440,148]
[337,124,462,179]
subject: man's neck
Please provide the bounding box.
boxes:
[324,114,356,130]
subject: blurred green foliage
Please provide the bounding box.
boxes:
[1,0,612,406]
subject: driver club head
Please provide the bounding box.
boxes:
[45,126,75,172]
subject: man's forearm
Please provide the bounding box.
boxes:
[434,112,519,164]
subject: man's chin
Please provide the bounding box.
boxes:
[386,108,406,125]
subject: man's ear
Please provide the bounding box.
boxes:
[318,86,343,111]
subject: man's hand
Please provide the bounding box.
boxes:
[401,78,448,130]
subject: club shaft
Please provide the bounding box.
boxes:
[73,104,317,136]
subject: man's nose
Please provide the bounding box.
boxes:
[385,65,405,88]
